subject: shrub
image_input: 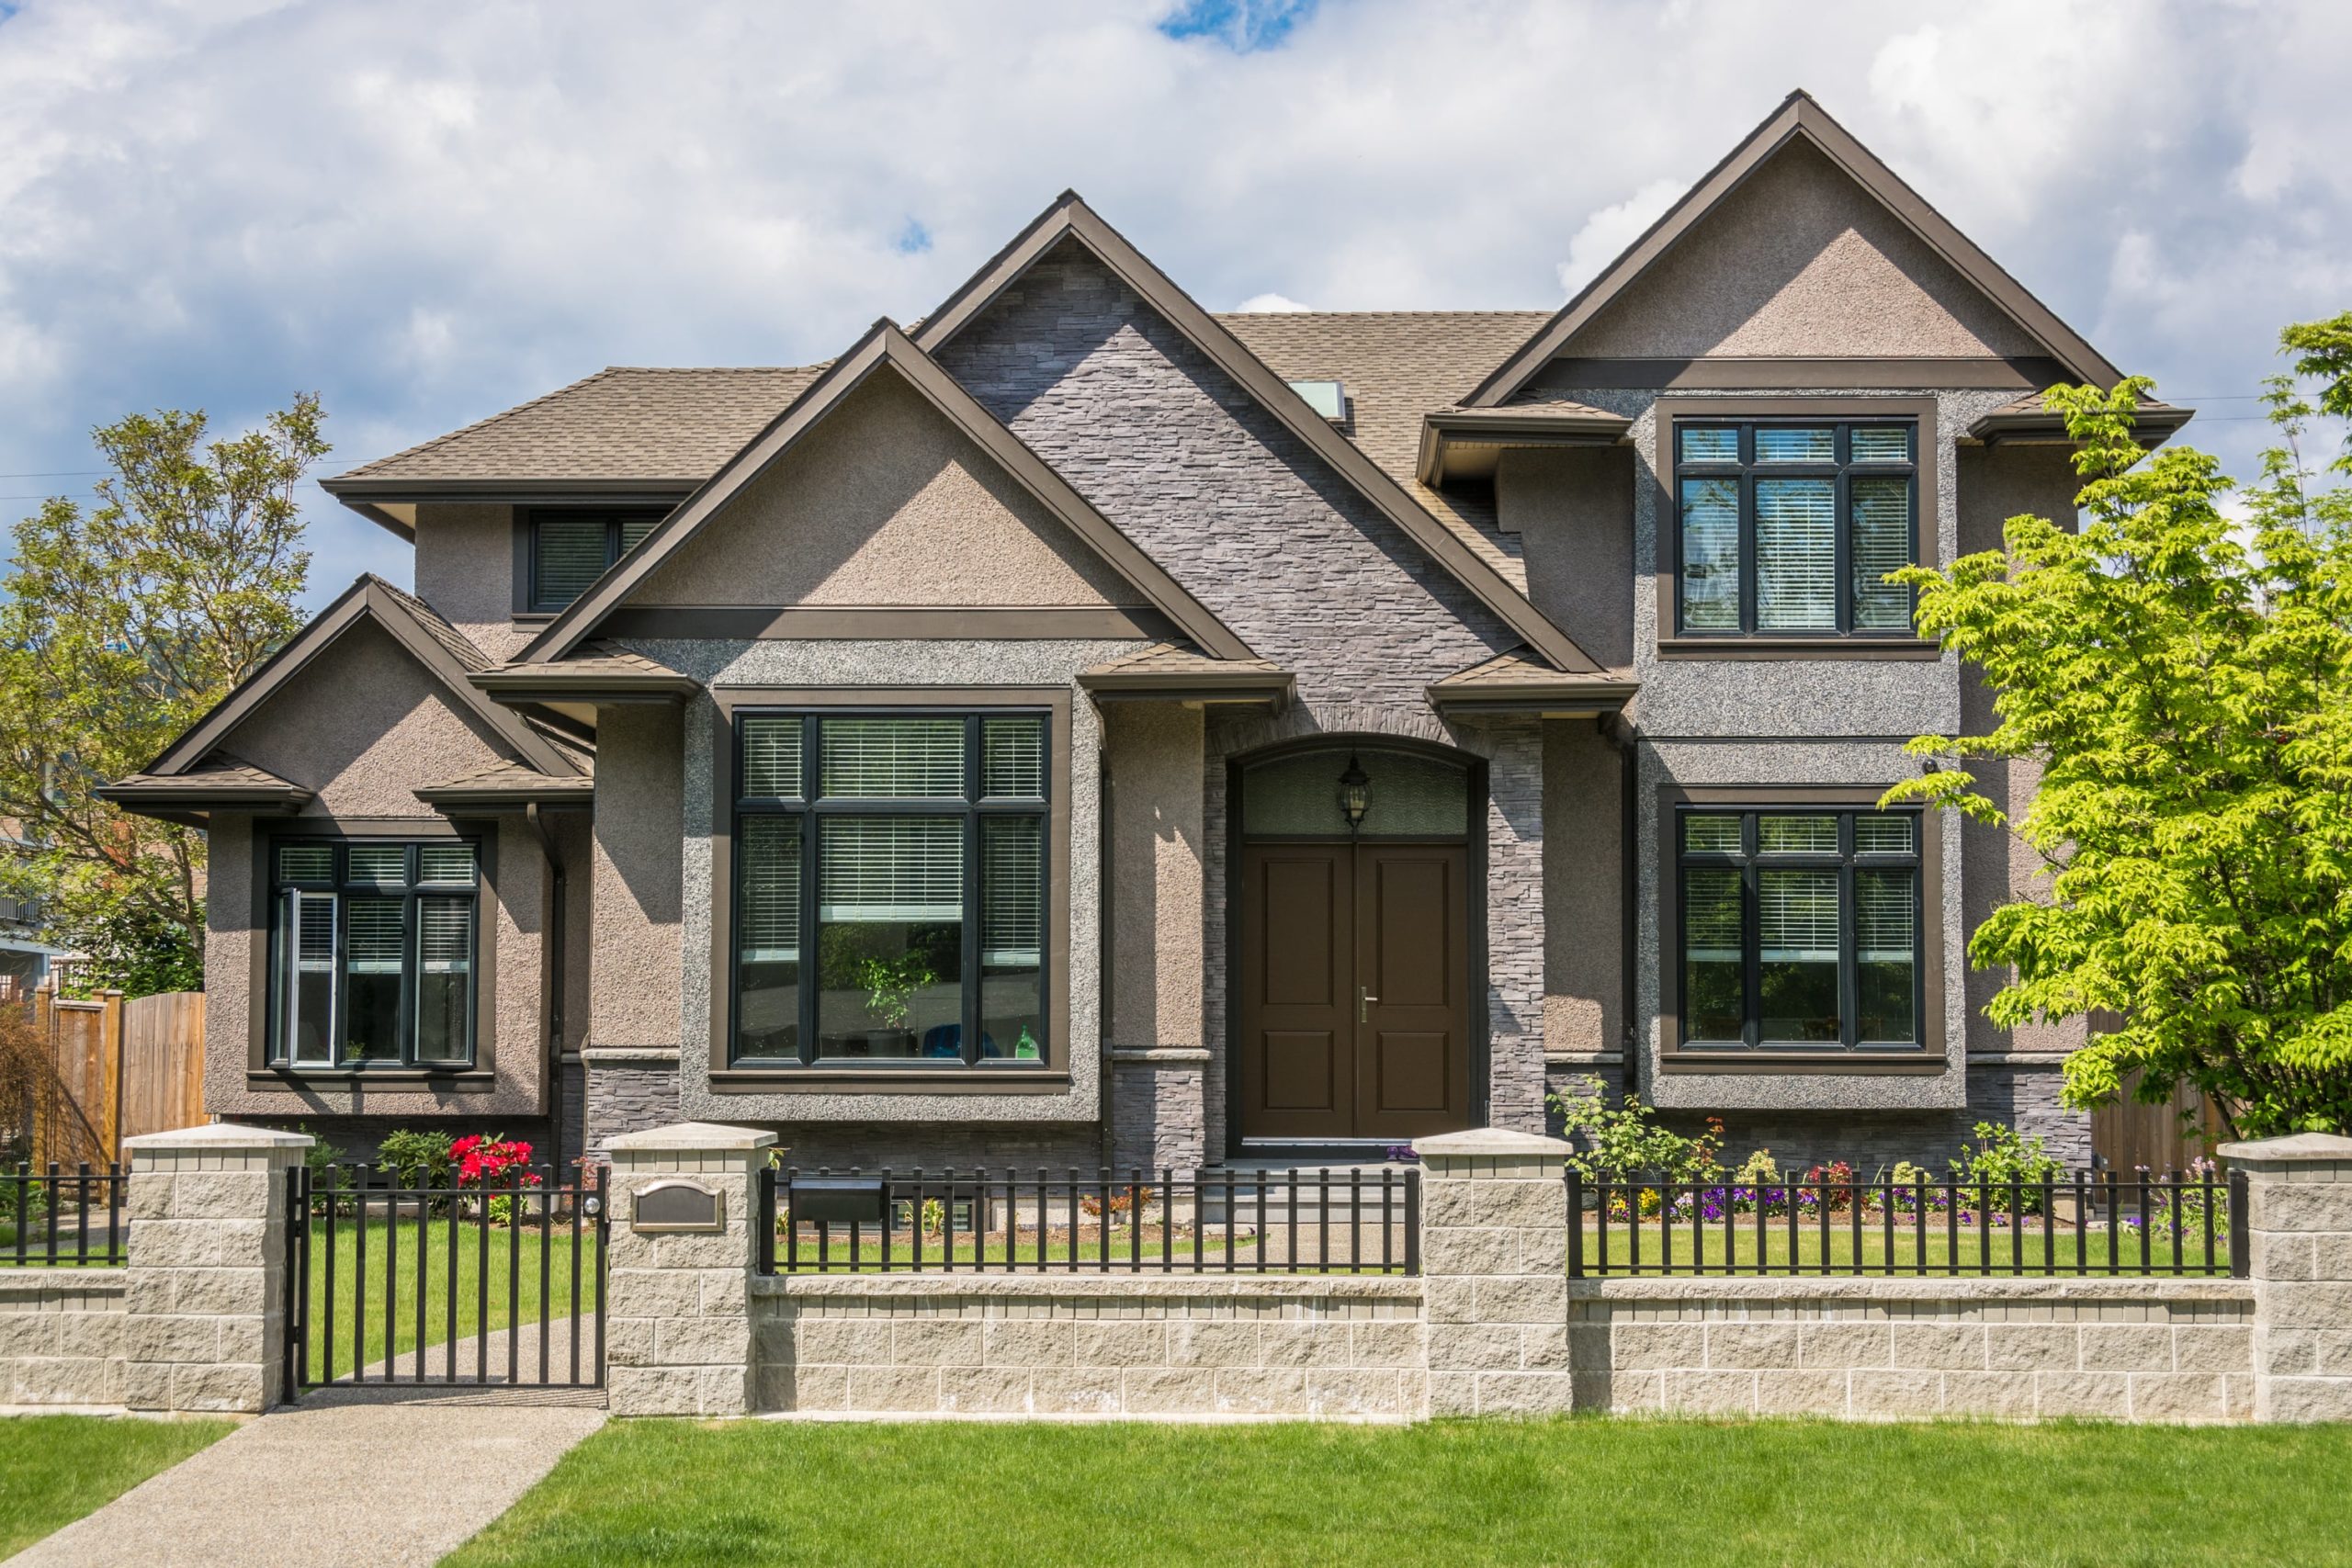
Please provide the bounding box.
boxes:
[1549,1079,1724,1183]
[375,1129,453,1190]
[1950,1122,2067,1214]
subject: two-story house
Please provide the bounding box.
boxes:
[101,93,2189,1177]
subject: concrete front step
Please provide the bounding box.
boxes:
[1196,1162,1417,1224]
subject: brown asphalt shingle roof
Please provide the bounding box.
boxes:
[1080,643,1286,679]
[325,316,1557,590]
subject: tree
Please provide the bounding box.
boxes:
[1885,315,2352,1138]
[0,397,327,996]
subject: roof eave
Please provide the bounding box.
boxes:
[470,671,703,706]
[413,783,595,812]
[1425,679,1639,716]
[1417,412,1632,487]
[1078,669,1295,709]
[1966,408,2194,447]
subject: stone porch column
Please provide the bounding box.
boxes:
[121,1122,311,1414]
[603,1121,773,1416]
[1416,1127,1572,1416]
[2222,1132,2352,1422]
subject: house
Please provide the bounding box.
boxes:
[99,92,2189,1178]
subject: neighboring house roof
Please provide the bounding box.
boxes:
[1463,90,2128,409]
[413,758,596,812]
[1425,649,1638,716]
[514,321,1255,666]
[1077,643,1294,708]
[1967,389,2194,446]
[104,576,581,826]
[910,192,1605,675]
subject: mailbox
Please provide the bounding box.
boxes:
[789,1174,889,1225]
[630,1179,726,1234]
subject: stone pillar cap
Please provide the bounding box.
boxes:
[604,1121,777,1153]
[122,1122,313,1151]
[2217,1132,2352,1162]
[1413,1128,1572,1158]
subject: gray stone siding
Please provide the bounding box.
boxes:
[586,1062,684,1151]
[757,1123,1104,1172]
[1,1270,126,1408]
[1112,1059,1207,1171]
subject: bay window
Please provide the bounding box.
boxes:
[269,839,481,1068]
[1676,807,1922,1052]
[729,709,1050,1067]
[1673,419,1917,637]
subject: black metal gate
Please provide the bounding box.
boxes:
[283,1163,607,1393]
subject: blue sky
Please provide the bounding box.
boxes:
[1,0,2346,610]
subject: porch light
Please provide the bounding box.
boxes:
[1338,754,1370,829]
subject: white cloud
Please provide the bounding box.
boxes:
[0,0,2345,604]
[1555,177,1686,298]
[1236,292,1313,312]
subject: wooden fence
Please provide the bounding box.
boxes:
[6,990,205,1167]
[2090,1067,2227,1174]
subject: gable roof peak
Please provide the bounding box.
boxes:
[1462,87,2125,407]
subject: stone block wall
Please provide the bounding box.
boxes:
[753,1275,1425,1419]
[1418,1129,1574,1415]
[603,1122,768,1417]
[2227,1133,2352,1422]
[0,1270,126,1408]
[1569,1278,2255,1422]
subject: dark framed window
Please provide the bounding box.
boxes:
[267,840,481,1068]
[525,509,665,613]
[1673,419,1917,637]
[729,710,1050,1068]
[1677,807,1922,1052]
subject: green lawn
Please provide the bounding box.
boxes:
[298,1217,599,1385]
[0,1415,232,1558]
[1577,1218,2230,1275]
[446,1417,2352,1568]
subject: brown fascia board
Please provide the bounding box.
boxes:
[469,669,703,706]
[1463,90,2125,410]
[1426,678,1638,716]
[1077,666,1295,708]
[1417,409,1630,487]
[141,577,578,780]
[513,321,1253,666]
[318,477,699,543]
[413,781,594,812]
[1967,404,2195,447]
[94,783,311,825]
[910,192,1607,676]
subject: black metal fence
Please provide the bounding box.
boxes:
[757,1167,1419,1276]
[6,1162,126,1267]
[284,1163,608,1392]
[1566,1167,2247,1279]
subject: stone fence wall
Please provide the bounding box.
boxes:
[0,1269,126,1408]
[1569,1277,2256,1422]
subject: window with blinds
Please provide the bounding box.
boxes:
[526,509,669,612]
[1676,807,1922,1053]
[732,709,1051,1068]
[1672,421,1917,638]
[266,840,481,1069]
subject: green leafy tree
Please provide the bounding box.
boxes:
[0,397,327,996]
[1885,316,2352,1138]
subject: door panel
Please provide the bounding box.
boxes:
[1353,845,1470,1139]
[1238,847,1353,1140]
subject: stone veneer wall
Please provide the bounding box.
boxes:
[752,1276,1426,1418]
[0,1270,126,1408]
[1570,1278,2256,1422]
[1113,1055,1208,1170]
[585,1059,684,1150]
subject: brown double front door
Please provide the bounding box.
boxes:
[1237,841,1472,1142]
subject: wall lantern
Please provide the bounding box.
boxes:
[1338,753,1370,830]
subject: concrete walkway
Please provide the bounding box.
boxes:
[14,1394,604,1568]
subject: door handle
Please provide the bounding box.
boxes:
[1358,987,1378,1023]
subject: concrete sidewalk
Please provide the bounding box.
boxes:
[13,1397,604,1567]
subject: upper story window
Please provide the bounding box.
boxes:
[1673,420,1917,637]
[1677,807,1922,1053]
[526,509,665,613]
[270,840,480,1069]
[730,711,1050,1069]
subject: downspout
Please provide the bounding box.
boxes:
[1611,714,1639,1102]
[528,803,569,1169]
[1098,758,1115,1169]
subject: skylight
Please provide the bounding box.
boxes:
[1288,379,1346,423]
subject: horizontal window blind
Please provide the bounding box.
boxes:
[347,845,408,887]
[1756,478,1837,630]
[820,817,963,921]
[1679,427,1739,463]
[534,514,610,607]
[1683,816,1741,854]
[278,845,334,882]
[981,817,1043,965]
[416,844,476,886]
[1680,478,1741,631]
[982,717,1045,800]
[345,897,406,975]
[1682,867,1743,962]
[738,817,802,963]
[418,898,473,974]
[1758,815,1837,853]
[1759,870,1838,963]
[1755,426,1834,463]
[1854,815,1915,854]
[292,890,336,967]
[741,717,804,798]
[1850,476,1913,630]
[1849,426,1911,463]
[1857,868,1917,962]
[619,515,658,554]
[820,717,964,799]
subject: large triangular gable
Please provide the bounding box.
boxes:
[138,576,578,782]
[910,192,1607,676]
[1463,91,2124,408]
[517,321,1252,664]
